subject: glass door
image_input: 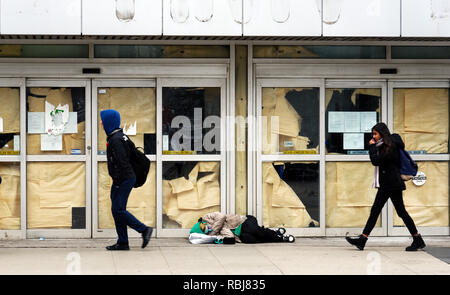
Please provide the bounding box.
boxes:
[25,80,91,238]
[324,80,387,237]
[256,79,324,236]
[0,78,24,239]
[387,80,450,236]
[157,78,227,237]
[92,79,157,239]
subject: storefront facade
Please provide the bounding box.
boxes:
[0,0,449,239]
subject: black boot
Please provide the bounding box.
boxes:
[345,235,367,250]
[106,243,130,251]
[142,226,153,249]
[406,234,426,251]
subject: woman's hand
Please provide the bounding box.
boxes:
[369,138,376,145]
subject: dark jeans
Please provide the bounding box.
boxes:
[110,177,146,244]
[240,215,283,243]
[363,189,418,236]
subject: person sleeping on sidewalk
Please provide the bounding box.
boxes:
[189,211,295,244]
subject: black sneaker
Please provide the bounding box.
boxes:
[142,227,153,249]
[283,235,295,243]
[106,243,130,251]
[276,227,286,236]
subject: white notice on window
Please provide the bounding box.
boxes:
[360,112,377,133]
[344,112,360,133]
[163,135,169,151]
[343,133,364,150]
[14,135,20,151]
[328,112,345,133]
[63,112,78,134]
[41,134,63,151]
[27,112,45,134]
[0,117,3,133]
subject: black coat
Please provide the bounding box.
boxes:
[106,129,135,185]
[369,133,406,192]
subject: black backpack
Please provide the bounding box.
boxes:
[124,135,150,188]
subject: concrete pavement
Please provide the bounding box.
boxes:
[0,237,449,275]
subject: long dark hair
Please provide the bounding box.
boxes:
[372,122,393,154]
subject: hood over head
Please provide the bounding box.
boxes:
[100,109,121,135]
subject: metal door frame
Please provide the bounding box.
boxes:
[255,78,325,236]
[387,80,450,236]
[0,78,26,239]
[324,79,388,237]
[156,77,228,237]
[91,79,157,239]
[25,79,92,239]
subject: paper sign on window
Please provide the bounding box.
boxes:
[41,134,63,151]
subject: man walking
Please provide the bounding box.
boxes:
[100,109,153,250]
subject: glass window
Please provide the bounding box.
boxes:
[262,162,319,228]
[262,87,319,155]
[394,162,449,228]
[326,162,381,228]
[0,162,20,230]
[0,87,20,155]
[325,88,381,155]
[97,87,156,155]
[98,162,156,229]
[393,88,449,154]
[0,45,89,58]
[27,162,85,229]
[253,45,386,59]
[162,87,221,155]
[391,46,450,59]
[26,87,86,155]
[94,45,230,58]
[162,161,221,229]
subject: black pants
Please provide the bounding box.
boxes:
[239,215,283,243]
[363,189,418,236]
[110,177,146,244]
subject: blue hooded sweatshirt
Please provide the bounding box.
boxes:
[100,109,121,135]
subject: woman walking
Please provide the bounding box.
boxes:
[346,122,425,251]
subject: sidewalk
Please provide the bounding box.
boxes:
[0,237,449,275]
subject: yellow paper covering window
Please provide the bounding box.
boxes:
[262,163,318,228]
[0,88,20,153]
[0,163,20,229]
[27,88,85,155]
[262,88,318,155]
[27,162,85,229]
[163,162,221,229]
[98,162,156,229]
[394,162,449,227]
[394,88,449,153]
[0,88,20,133]
[326,162,381,228]
[336,162,377,207]
[97,88,155,153]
